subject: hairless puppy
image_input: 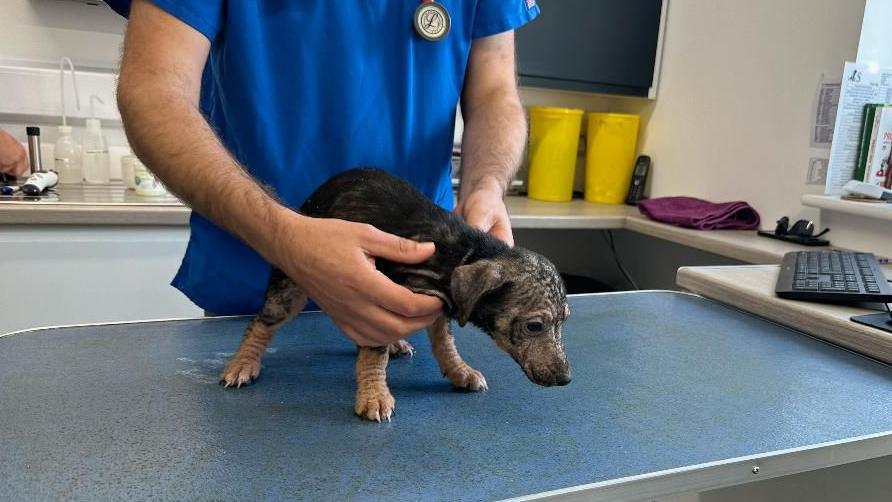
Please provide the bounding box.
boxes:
[221,168,571,422]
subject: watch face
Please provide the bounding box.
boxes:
[414,3,451,41]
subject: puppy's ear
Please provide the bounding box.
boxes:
[451,260,506,326]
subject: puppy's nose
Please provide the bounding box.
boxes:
[555,373,571,386]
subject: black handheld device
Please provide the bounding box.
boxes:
[625,155,651,205]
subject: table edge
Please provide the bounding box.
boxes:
[0,290,697,338]
[505,431,892,502]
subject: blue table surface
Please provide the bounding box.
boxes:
[3,292,892,501]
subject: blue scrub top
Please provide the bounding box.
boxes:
[106,0,540,315]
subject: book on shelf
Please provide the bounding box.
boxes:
[854,103,892,188]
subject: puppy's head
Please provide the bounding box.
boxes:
[451,248,571,387]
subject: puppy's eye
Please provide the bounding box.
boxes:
[525,321,544,334]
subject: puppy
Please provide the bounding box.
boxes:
[221,168,571,422]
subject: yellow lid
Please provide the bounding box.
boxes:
[530,106,585,116]
[587,112,640,120]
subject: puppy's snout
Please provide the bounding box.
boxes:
[524,359,572,387]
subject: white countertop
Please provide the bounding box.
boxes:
[0,184,828,265]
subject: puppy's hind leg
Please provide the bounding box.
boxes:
[221,269,308,388]
[428,317,488,391]
[354,347,395,422]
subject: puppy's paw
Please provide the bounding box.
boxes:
[220,357,261,389]
[447,366,488,392]
[387,340,415,358]
[354,387,396,423]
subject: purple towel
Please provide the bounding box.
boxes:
[638,197,761,230]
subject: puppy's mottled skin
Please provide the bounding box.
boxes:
[221,168,571,421]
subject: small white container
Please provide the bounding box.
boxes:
[121,154,139,190]
[55,125,83,184]
[134,161,168,197]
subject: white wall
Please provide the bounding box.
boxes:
[635,0,866,225]
[1,0,124,70]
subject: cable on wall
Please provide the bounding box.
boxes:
[603,230,640,291]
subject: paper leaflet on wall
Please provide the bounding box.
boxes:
[825,62,892,195]
[812,75,840,148]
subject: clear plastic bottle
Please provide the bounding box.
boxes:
[82,118,110,184]
[55,125,83,184]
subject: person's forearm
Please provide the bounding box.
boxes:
[117,85,295,265]
[459,89,527,199]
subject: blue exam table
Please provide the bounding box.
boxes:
[2,292,892,501]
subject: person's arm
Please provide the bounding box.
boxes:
[456,31,527,247]
[0,129,27,176]
[117,0,442,346]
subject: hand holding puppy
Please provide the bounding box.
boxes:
[270,215,444,347]
[456,183,514,247]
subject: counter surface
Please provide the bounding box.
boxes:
[0,183,187,225]
[0,185,819,264]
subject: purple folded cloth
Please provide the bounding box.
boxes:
[638,196,761,230]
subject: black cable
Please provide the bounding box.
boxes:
[603,230,639,290]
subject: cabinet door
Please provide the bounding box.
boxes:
[517,0,663,97]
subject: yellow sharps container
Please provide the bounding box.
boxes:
[584,113,640,204]
[527,107,584,202]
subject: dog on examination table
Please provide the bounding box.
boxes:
[220,168,571,422]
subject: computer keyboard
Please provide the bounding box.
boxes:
[776,251,892,303]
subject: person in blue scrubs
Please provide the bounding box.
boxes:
[110,0,539,347]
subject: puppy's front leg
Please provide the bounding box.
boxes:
[427,317,488,391]
[354,347,395,422]
[221,269,307,388]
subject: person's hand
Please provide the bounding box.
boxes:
[272,215,444,347]
[0,130,27,176]
[456,184,514,247]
